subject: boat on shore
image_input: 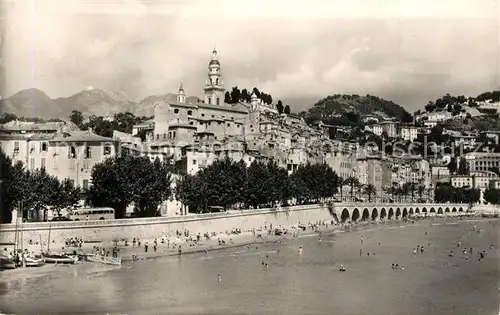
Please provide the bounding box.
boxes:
[0,256,17,270]
[25,256,45,267]
[87,254,122,266]
[42,253,78,264]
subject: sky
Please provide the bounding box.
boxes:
[1,0,499,112]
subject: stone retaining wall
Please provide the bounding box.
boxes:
[0,204,331,247]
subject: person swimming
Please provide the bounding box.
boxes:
[339,264,346,272]
[298,246,303,255]
[217,274,222,282]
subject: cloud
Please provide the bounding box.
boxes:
[1,0,499,113]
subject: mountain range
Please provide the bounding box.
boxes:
[0,88,200,120]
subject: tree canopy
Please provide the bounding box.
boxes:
[175,158,340,213]
[87,153,172,218]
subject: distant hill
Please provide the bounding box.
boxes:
[300,94,412,126]
[54,89,136,118]
[0,88,201,119]
[0,89,64,119]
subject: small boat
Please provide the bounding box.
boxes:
[25,256,45,267]
[274,229,283,236]
[339,265,346,272]
[42,253,78,264]
[0,256,17,270]
[87,255,122,266]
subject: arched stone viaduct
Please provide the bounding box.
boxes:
[330,203,470,223]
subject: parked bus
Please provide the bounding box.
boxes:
[69,207,115,221]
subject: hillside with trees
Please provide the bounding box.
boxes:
[423,90,500,114]
[299,94,412,127]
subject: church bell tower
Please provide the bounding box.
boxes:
[203,48,225,105]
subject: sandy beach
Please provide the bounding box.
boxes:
[0,215,478,281]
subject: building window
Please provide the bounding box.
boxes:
[41,142,48,151]
[104,145,112,155]
[227,123,231,127]
[172,131,176,138]
[69,146,76,159]
[41,157,46,169]
[174,109,179,114]
[216,98,220,105]
[29,158,35,170]
[188,110,193,115]
[212,115,215,118]
[83,179,89,190]
[14,141,19,152]
[189,121,194,125]
[85,146,92,159]
[201,113,205,117]
[222,115,225,118]
[193,160,197,165]
[163,133,167,140]
[208,97,212,105]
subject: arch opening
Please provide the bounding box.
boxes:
[452,207,457,212]
[459,207,464,212]
[422,207,427,214]
[341,208,350,223]
[430,207,436,213]
[415,207,420,213]
[380,208,387,220]
[388,208,394,219]
[403,208,408,218]
[371,208,378,221]
[437,208,443,214]
[352,208,360,222]
[396,208,401,218]
[445,207,450,213]
[362,208,370,221]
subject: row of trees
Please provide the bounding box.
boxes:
[175,158,341,213]
[0,113,63,125]
[0,150,80,223]
[434,184,480,204]
[224,87,273,105]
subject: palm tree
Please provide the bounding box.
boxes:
[337,177,345,201]
[345,176,359,202]
[417,185,425,202]
[401,183,412,202]
[364,184,377,203]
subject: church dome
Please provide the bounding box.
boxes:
[209,59,220,66]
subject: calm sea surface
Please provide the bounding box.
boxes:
[1,219,499,315]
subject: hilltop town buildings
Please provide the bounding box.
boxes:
[2,49,500,215]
